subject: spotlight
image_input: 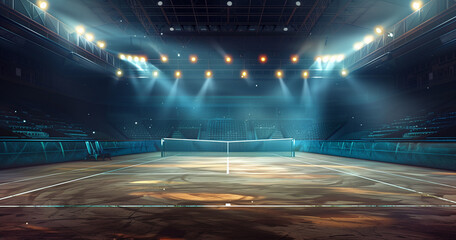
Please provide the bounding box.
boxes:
[225,55,232,64]
[296,1,301,6]
[38,0,48,10]
[336,54,345,62]
[158,1,163,6]
[241,70,248,78]
[275,70,283,78]
[375,26,384,35]
[291,55,299,63]
[75,25,85,35]
[354,42,364,50]
[315,56,322,62]
[205,70,213,78]
[170,27,175,31]
[322,55,330,63]
[302,70,309,79]
[116,69,123,77]
[96,41,106,49]
[175,70,182,79]
[283,27,288,32]
[161,55,168,63]
[388,32,394,38]
[411,1,422,11]
[341,69,349,77]
[140,56,146,63]
[119,54,126,60]
[227,1,232,6]
[153,71,159,77]
[330,55,337,62]
[189,55,198,63]
[364,35,374,44]
[85,33,94,42]
[127,55,132,61]
[134,56,139,62]
[259,55,267,63]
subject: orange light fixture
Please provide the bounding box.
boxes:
[276,70,283,78]
[291,55,299,63]
[225,55,232,64]
[302,70,309,79]
[259,55,267,63]
[241,70,248,78]
[175,70,182,78]
[189,55,198,63]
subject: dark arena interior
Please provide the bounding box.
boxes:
[1,0,456,239]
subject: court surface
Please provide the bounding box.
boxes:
[0,152,455,239]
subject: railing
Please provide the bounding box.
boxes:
[296,139,456,170]
[0,0,117,67]
[0,139,161,169]
[345,0,456,68]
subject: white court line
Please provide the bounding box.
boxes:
[0,156,171,202]
[102,172,318,175]
[103,172,226,175]
[296,154,456,189]
[227,156,230,174]
[227,172,319,175]
[278,155,456,204]
[0,154,158,186]
[163,138,293,143]
[0,204,455,208]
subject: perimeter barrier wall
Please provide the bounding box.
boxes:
[0,140,161,169]
[2,139,456,170]
[296,140,456,171]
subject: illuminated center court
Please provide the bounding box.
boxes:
[0,148,456,238]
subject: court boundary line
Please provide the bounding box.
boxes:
[278,155,456,204]
[0,153,160,186]
[0,204,455,208]
[296,154,456,189]
[227,155,456,189]
[102,172,327,175]
[3,154,455,206]
[0,156,172,202]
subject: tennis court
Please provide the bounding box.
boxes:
[0,151,455,239]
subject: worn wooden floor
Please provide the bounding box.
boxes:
[0,152,455,239]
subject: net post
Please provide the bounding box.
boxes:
[227,142,230,157]
[292,139,296,157]
[226,141,230,174]
[161,138,164,157]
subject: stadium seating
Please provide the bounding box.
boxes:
[176,120,205,139]
[3,104,456,142]
[280,120,341,140]
[249,120,281,139]
[364,111,456,140]
[113,118,153,140]
[206,119,247,140]
[0,108,89,139]
[145,120,176,139]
